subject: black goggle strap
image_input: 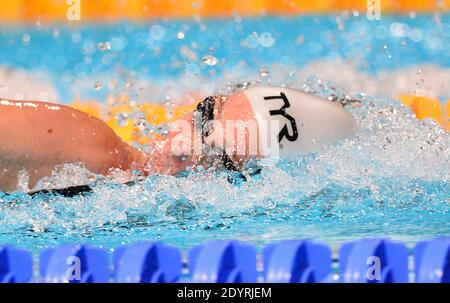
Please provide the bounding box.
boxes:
[195,95,240,172]
[221,150,239,172]
[195,95,217,142]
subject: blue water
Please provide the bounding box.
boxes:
[0,14,449,252]
[1,14,449,101]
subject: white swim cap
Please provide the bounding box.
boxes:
[242,86,357,157]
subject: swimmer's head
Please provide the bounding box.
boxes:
[169,86,357,173]
[191,91,265,171]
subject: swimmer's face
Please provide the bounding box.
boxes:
[167,91,263,168]
[199,91,263,164]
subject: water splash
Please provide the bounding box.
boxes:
[0,75,449,252]
[0,15,449,251]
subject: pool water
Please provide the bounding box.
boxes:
[0,14,449,252]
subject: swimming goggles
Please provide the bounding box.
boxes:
[194,95,240,172]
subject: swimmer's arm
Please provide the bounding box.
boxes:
[0,99,147,192]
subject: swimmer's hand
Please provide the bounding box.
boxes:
[0,99,147,193]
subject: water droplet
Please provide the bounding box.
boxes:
[295,35,305,44]
[98,42,111,51]
[110,36,127,51]
[409,28,423,42]
[390,23,407,37]
[149,25,165,40]
[258,32,275,47]
[243,33,258,49]
[22,34,31,45]
[202,55,218,66]
[94,82,103,90]
[176,32,185,40]
[155,125,170,136]
[116,113,129,127]
[136,119,147,131]
[72,32,82,44]
[260,69,269,77]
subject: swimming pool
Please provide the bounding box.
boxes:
[0,14,449,254]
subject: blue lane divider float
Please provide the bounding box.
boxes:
[263,240,332,283]
[187,240,257,283]
[414,238,450,283]
[113,242,182,283]
[40,244,109,283]
[0,246,33,283]
[2,237,450,283]
[339,239,409,283]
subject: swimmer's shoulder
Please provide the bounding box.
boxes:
[0,98,108,126]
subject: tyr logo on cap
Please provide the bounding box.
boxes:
[264,92,299,143]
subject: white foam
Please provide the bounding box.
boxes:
[0,66,58,102]
[299,59,450,99]
[0,63,449,242]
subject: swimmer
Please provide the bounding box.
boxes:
[0,87,357,194]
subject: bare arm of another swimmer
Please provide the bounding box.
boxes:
[0,99,187,193]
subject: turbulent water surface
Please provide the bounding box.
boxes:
[0,14,449,252]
